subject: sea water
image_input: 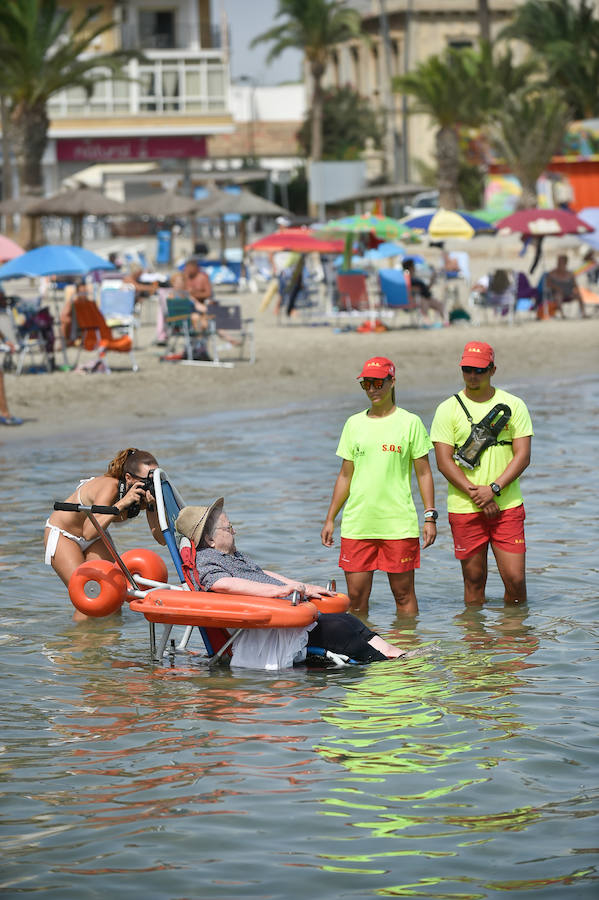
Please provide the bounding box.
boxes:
[0,374,597,899]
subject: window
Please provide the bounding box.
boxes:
[138,10,176,49]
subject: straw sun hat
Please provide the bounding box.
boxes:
[175,498,224,547]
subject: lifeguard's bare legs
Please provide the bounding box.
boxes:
[345,570,418,617]
[460,546,526,606]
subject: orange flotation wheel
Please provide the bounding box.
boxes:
[121,548,169,585]
[68,559,127,617]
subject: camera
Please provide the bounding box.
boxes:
[139,469,157,499]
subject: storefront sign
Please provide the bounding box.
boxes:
[57,136,206,162]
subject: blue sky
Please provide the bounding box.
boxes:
[213,0,304,84]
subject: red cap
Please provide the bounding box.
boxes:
[357,357,395,379]
[460,342,495,367]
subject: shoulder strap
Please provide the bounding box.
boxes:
[179,538,205,592]
[454,393,473,423]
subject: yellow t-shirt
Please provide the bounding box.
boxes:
[430,388,533,514]
[336,407,433,539]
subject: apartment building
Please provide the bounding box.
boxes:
[321,0,521,181]
[41,0,233,193]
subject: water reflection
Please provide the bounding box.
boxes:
[2,378,598,898]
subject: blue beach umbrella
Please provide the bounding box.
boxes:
[0,244,115,280]
[365,241,407,260]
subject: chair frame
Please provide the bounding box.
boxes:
[0,307,51,375]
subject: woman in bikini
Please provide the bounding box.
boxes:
[44,448,165,619]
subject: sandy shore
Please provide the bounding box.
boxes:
[1,232,598,447]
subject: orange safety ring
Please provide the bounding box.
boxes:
[121,548,169,584]
[130,589,319,629]
[68,559,127,617]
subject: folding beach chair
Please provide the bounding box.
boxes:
[150,468,232,661]
[209,303,255,364]
[72,298,138,371]
[0,306,51,375]
[99,282,138,341]
[378,269,421,327]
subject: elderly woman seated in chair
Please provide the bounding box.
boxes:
[175,499,408,669]
[546,254,588,318]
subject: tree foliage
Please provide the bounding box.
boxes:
[0,0,141,224]
[500,0,599,118]
[297,85,382,160]
[251,0,364,162]
[489,87,571,207]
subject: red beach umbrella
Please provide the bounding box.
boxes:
[248,228,344,254]
[496,208,593,237]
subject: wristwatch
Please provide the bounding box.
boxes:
[490,482,501,496]
[424,509,438,522]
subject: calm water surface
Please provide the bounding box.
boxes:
[1,374,597,898]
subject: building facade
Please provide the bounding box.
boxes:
[32,0,234,195]
[321,0,521,182]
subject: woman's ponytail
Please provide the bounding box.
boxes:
[105,448,158,479]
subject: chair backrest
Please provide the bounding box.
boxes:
[166,296,194,322]
[152,468,229,657]
[214,303,242,331]
[0,309,18,345]
[99,284,136,319]
[336,272,369,310]
[447,250,470,282]
[73,299,111,348]
[379,268,411,308]
[516,272,536,299]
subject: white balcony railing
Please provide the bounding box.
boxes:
[47,57,228,118]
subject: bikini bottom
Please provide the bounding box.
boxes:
[44,520,101,566]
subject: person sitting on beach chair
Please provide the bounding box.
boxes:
[175,499,406,669]
[546,254,588,318]
[403,258,446,322]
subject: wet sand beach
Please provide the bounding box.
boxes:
[2,231,598,445]
[2,300,598,446]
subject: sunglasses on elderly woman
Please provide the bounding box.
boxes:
[461,365,492,374]
[360,377,389,390]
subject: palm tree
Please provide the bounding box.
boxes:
[0,0,140,243]
[500,0,599,118]
[478,0,491,43]
[251,0,363,162]
[394,47,489,208]
[490,87,571,207]
[394,43,540,208]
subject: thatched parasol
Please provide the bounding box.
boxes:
[26,187,126,246]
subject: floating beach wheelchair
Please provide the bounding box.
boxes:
[57,469,351,666]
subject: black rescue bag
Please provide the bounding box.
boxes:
[452,394,512,470]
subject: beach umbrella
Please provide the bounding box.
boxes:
[196,189,291,257]
[0,196,38,215]
[126,190,204,218]
[0,234,25,263]
[248,228,344,254]
[0,244,115,280]
[26,187,126,246]
[364,241,407,260]
[196,189,289,219]
[400,208,495,239]
[578,207,599,250]
[317,214,416,269]
[495,208,593,237]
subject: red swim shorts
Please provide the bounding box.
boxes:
[448,504,526,560]
[339,537,420,573]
